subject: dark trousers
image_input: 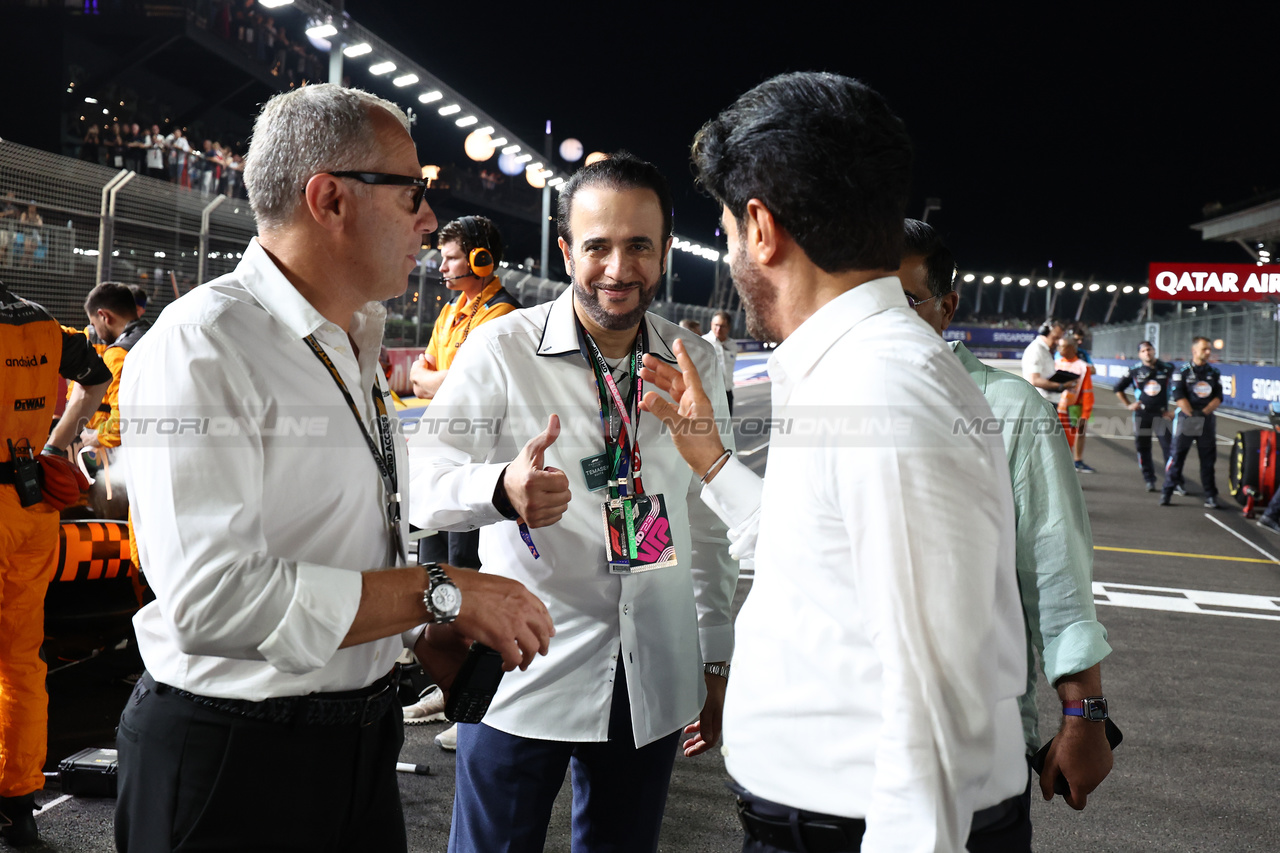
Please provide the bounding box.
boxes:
[1163,411,1217,498]
[449,664,680,853]
[115,673,407,853]
[1133,409,1173,484]
[726,390,734,416]
[966,760,1033,853]
[730,781,865,853]
[418,529,481,569]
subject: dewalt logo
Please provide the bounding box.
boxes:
[14,397,46,411]
[5,353,44,368]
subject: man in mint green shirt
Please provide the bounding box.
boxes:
[899,219,1114,843]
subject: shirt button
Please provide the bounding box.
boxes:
[622,604,630,615]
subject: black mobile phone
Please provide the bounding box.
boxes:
[1031,718,1124,796]
[444,643,505,724]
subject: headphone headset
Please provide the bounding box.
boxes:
[1038,319,1056,336]
[459,216,495,279]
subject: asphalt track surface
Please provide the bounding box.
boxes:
[24,363,1280,851]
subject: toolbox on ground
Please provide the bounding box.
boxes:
[58,747,119,797]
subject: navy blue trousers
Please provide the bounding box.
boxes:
[1133,409,1173,485]
[1163,411,1217,498]
[449,663,681,853]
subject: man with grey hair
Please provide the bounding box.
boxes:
[114,84,554,852]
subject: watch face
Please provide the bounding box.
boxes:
[431,584,461,615]
[1083,697,1109,721]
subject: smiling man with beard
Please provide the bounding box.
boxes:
[408,152,737,853]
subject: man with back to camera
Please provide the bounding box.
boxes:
[114,83,553,853]
[408,152,737,853]
[1161,336,1224,508]
[1022,318,1074,402]
[703,310,739,414]
[79,282,151,461]
[895,218,1114,850]
[0,281,110,846]
[1114,340,1174,491]
[640,72,1027,853]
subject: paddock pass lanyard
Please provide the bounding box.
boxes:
[578,319,648,559]
[302,334,406,565]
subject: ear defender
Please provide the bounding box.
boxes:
[461,216,495,278]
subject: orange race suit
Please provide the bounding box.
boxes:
[1,289,110,799]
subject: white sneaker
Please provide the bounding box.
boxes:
[402,686,447,724]
[435,723,458,751]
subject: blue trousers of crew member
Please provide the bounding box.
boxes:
[450,661,681,853]
[1163,410,1217,498]
[1133,409,1173,485]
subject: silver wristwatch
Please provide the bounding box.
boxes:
[422,563,461,624]
[704,662,730,679]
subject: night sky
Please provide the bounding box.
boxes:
[344,3,1279,303]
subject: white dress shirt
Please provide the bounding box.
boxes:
[407,289,737,747]
[701,277,1027,853]
[703,330,740,393]
[1021,337,1058,403]
[121,238,410,701]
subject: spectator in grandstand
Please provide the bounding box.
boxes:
[17,203,42,268]
[645,71,1026,853]
[0,193,18,266]
[143,124,167,181]
[105,122,124,169]
[1114,341,1174,491]
[121,122,142,173]
[80,123,101,165]
[165,127,191,187]
[1056,334,1095,473]
[896,218,1113,846]
[408,152,735,852]
[1162,336,1224,508]
[703,310,739,414]
[113,83,553,853]
[0,281,111,847]
[1022,319,1074,403]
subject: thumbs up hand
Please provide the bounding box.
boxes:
[501,414,572,528]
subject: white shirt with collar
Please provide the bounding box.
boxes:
[121,237,412,701]
[407,288,738,747]
[1021,336,1059,403]
[702,329,740,393]
[701,276,1027,853]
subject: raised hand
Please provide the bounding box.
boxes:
[502,414,572,528]
[640,339,726,479]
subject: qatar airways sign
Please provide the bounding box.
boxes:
[1148,262,1280,302]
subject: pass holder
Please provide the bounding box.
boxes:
[602,491,677,574]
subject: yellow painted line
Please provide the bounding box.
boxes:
[1095,545,1276,565]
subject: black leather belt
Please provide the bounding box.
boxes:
[143,668,398,728]
[731,784,865,853]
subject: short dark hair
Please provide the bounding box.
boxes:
[1138,340,1154,349]
[556,151,673,246]
[128,284,148,310]
[1192,336,1211,346]
[85,281,137,318]
[712,310,731,323]
[902,219,956,299]
[438,215,504,265]
[691,71,912,273]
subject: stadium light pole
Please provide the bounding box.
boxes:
[540,120,552,280]
[327,0,343,83]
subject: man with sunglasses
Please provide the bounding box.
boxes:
[114,84,553,853]
[897,218,1113,850]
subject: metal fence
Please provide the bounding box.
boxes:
[2,137,743,341]
[1091,302,1280,365]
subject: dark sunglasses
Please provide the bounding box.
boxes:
[326,171,427,213]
